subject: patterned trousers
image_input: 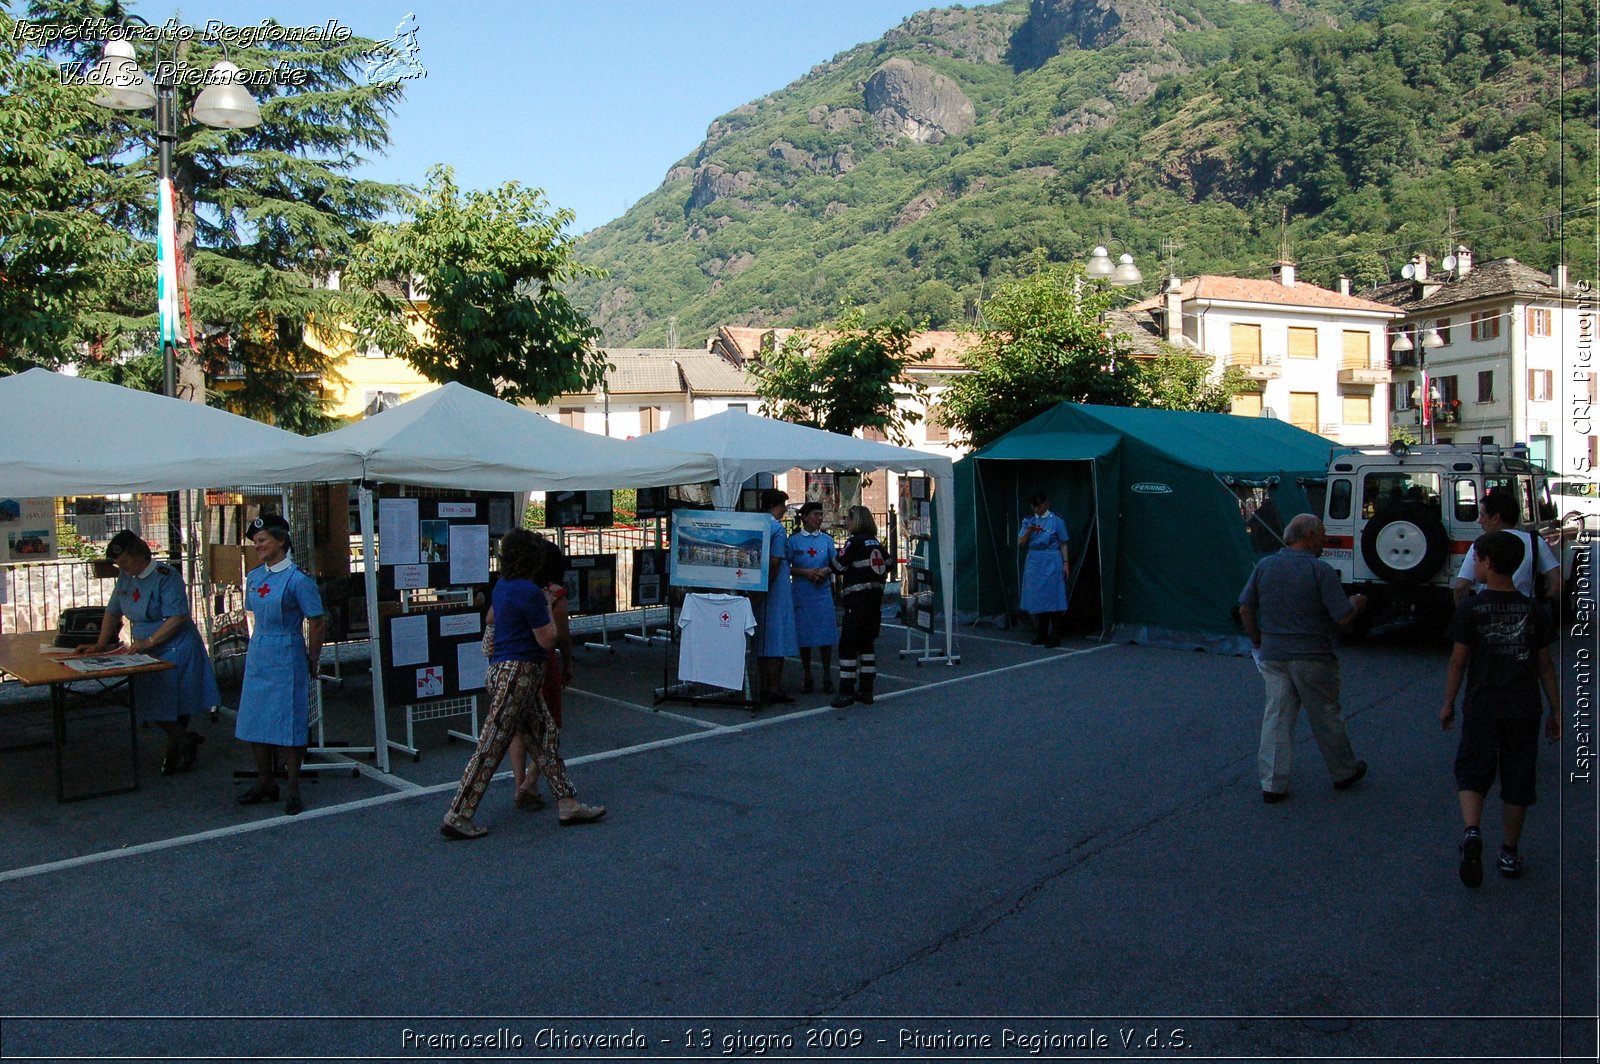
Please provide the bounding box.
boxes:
[445,659,576,822]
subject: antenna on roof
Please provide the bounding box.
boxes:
[1160,238,1184,278]
[1277,207,1292,263]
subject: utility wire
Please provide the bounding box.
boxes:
[1244,204,1595,272]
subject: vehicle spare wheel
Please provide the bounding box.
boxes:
[1360,503,1449,583]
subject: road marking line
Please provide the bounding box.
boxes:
[872,642,1119,702]
[569,687,723,731]
[0,647,1119,884]
[883,622,1046,648]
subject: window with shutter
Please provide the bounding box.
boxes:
[1340,331,1369,370]
[1231,392,1263,417]
[1289,392,1319,433]
[1287,327,1318,360]
[1229,323,1262,366]
[1341,394,1371,424]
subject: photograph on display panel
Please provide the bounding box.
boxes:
[0,497,59,562]
[670,510,770,593]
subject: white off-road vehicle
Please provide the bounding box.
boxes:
[1317,442,1573,629]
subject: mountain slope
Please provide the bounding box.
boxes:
[572,0,1592,346]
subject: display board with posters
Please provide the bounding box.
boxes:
[380,606,487,705]
[634,487,670,521]
[632,548,669,606]
[898,476,937,634]
[561,553,619,616]
[0,497,59,562]
[547,490,614,528]
[804,472,840,530]
[669,510,770,593]
[375,492,511,595]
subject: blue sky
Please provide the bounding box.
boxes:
[119,0,976,234]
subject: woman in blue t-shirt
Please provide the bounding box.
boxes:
[441,529,604,839]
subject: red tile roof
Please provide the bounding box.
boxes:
[1131,275,1399,315]
[714,325,975,369]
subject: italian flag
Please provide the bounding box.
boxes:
[157,176,180,347]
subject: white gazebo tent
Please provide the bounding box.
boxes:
[636,408,959,663]
[0,368,357,495]
[307,382,721,770]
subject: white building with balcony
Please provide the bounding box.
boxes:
[1130,262,1402,445]
[1371,250,1589,473]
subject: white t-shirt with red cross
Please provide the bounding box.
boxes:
[678,593,756,690]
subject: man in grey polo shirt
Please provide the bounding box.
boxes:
[1239,514,1369,803]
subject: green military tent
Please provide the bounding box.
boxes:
[954,403,1335,652]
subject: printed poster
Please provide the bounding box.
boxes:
[455,642,487,691]
[377,498,420,565]
[669,510,770,593]
[415,666,445,700]
[0,497,58,562]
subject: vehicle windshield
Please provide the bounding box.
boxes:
[1362,472,1441,519]
[1553,480,1598,499]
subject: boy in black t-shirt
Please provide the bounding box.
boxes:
[1440,530,1562,887]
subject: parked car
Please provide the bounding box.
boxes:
[1546,476,1600,523]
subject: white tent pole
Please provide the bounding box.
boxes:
[934,469,957,662]
[358,484,391,774]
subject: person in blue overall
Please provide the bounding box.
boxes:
[756,489,800,704]
[1018,492,1070,647]
[788,500,839,694]
[82,530,220,775]
[234,515,325,815]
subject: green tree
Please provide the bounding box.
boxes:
[750,308,931,443]
[343,165,608,404]
[0,11,133,372]
[942,261,1143,449]
[26,1,407,430]
[1138,348,1248,412]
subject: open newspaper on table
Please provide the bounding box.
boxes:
[62,653,162,673]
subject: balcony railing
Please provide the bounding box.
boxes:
[1338,354,1391,385]
[1228,351,1282,380]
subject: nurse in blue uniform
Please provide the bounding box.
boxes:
[235,515,324,815]
[788,500,838,694]
[757,489,799,704]
[82,530,220,775]
[1018,492,1070,647]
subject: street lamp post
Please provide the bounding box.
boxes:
[90,17,261,564]
[91,17,262,399]
[1085,245,1143,287]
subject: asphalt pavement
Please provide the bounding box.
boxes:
[0,621,1594,1062]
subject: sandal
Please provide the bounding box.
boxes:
[558,802,606,826]
[440,814,487,840]
[514,788,546,810]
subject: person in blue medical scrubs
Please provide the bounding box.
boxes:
[82,530,220,775]
[757,489,799,704]
[234,514,324,815]
[788,501,839,694]
[1018,492,1070,647]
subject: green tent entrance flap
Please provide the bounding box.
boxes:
[954,404,1333,654]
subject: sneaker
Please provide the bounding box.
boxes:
[1459,832,1483,888]
[1497,849,1523,879]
